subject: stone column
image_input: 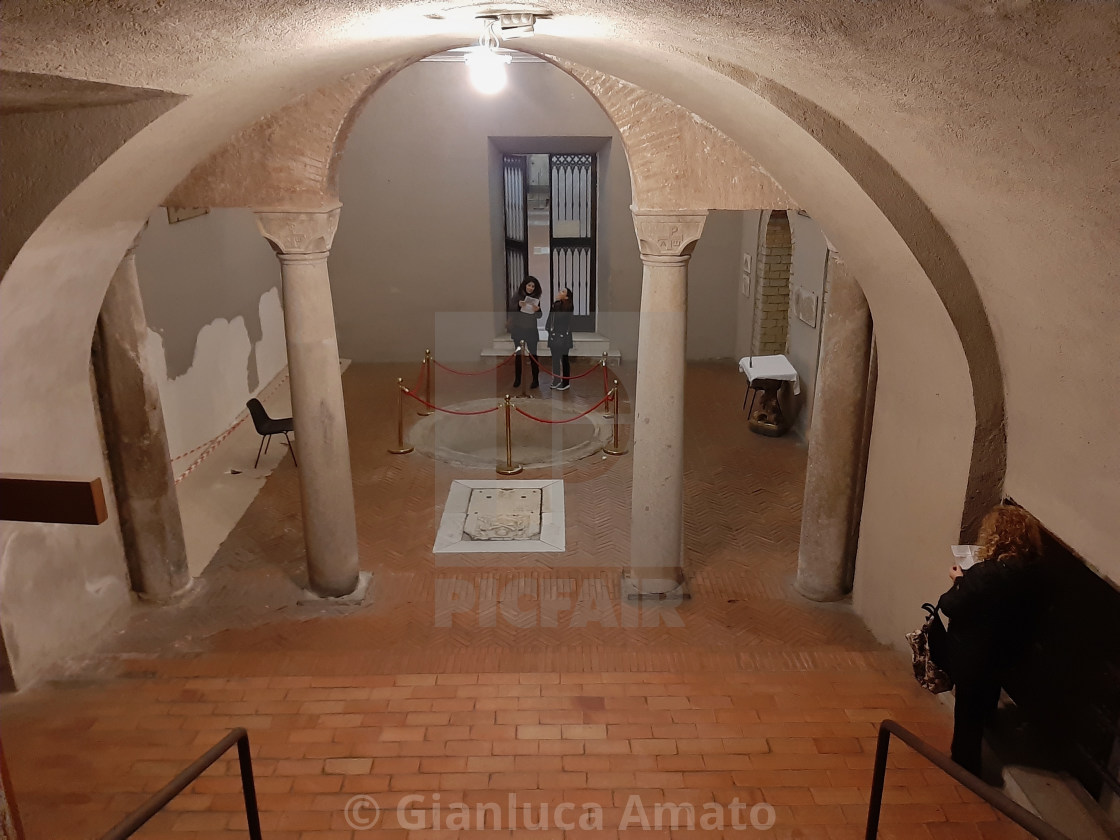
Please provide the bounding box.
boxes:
[256,205,359,598]
[624,210,707,598]
[93,227,190,601]
[795,252,873,601]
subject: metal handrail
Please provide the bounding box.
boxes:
[99,727,262,840]
[866,719,1071,840]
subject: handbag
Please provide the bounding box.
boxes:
[906,602,954,693]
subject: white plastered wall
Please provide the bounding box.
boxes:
[734,210,830,441]
[134,208,289,467]
[329,59,745,364]
[329,60,637,362]
[785,212,830,441]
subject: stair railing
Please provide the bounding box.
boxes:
[866,719,1070,840]
[100,727,261,840]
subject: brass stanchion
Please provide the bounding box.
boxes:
[417,349,433,416]
[496,394,523,475]
[601,353,612,417]
[603,380,626,456]
[388,377,414,455]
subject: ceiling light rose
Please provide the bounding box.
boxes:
[465,18,512,94]
[498,12,537,38]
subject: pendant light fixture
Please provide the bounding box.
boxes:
[464,18,511,95]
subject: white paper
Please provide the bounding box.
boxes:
[520,296,539,314]
[951,544,980,569]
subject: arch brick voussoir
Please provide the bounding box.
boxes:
[165,62,405,210]
[555,59,796,213]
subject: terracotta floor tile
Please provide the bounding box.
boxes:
[2,363,1014,838]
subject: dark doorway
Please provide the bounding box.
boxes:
[503,152,598,332]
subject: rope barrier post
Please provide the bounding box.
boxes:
[603,381,626,456]
[496,395,523,475]
[417,349,433,416]
[601,353,612,416]
[388,378,414,455]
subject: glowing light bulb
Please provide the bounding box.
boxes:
[464,45,511,94]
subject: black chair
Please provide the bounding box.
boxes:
[246,398,296,468]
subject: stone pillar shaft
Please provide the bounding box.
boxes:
[257,206,359,597]
[626,211,706,597]
[94,231,189,601]
[795,253,873,601]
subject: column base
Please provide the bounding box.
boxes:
[297,570,373,606]
[793,576,850,603]
[135,577,197,605]
[621,571,691,601]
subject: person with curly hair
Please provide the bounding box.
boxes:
[937,504,1048,778]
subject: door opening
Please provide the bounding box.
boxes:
[503,152,598,332]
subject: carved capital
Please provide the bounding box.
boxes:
[255,203,341,255]
[631,210,707,258]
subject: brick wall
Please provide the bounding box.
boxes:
[752,210,792,355]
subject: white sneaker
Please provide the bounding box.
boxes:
[555,383,570,391]
[549,382,561,389]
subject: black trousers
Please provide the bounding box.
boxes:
[950,675,1001,777]
[513,354,539,384]
[551,353,570,380]
[511,331,539,384]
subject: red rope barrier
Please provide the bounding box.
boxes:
[432,353,516,376]
[514,393,612,424]
[402,388,502,416]
[524,350,604,382]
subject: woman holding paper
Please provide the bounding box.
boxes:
[937,504,1047,778]
[509,276,544,389]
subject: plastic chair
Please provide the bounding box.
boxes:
[246,398,297,468]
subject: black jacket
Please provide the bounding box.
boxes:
[546,304,573,351]
[937,556,1045,683]
[509,292,543,336]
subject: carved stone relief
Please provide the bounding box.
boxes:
[631,210,708,258]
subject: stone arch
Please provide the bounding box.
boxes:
[549,59,795,213]
[167,51,797,216]
[158,49,1000,545]
[165,63,403,210]
[0,33,1001,680]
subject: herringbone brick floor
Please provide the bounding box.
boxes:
[1,362,1028,839]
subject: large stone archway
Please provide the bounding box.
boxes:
[0,22,1005,684]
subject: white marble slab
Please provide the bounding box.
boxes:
[434,479,565,553]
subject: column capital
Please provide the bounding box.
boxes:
[631,209,707,258]
[255,203,342,255]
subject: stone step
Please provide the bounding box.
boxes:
[482,332,622,359]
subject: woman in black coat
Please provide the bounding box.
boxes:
[509,276,544,389]
[937,504,1046,778]
[546,287,574,390]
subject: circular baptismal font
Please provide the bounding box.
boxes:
[408,398,610,469]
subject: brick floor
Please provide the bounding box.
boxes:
[1,362,1029,838]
